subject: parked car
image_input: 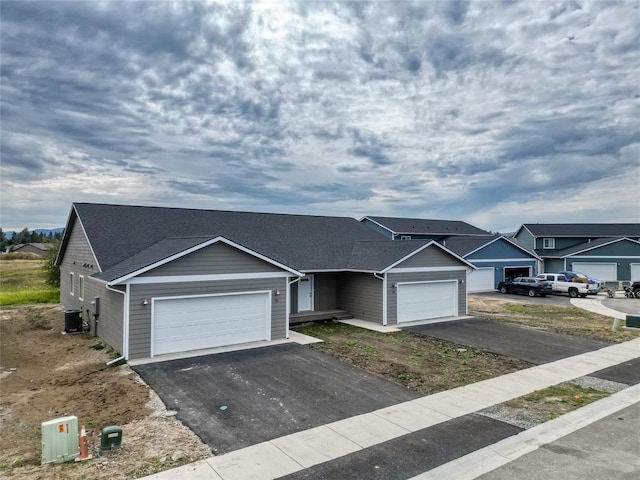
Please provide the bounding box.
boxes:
[497,277,553,297]
[558,271,602,293]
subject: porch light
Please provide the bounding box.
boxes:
[273,289,280,296]
[142,298,149,306]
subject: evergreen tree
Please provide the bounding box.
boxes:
[42,240,61,287]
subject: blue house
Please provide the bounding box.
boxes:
[513,224,640,282]
[441,236,542,292]
[361,217,541,292]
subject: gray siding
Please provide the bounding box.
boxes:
[514,230,535,251]
[337,273,383,323]
[128,277,287,359]
[141,242,284,276]
[59,222,125,353]
[387,270,467,325]
[397,244,466,268]
[543,259,564,273]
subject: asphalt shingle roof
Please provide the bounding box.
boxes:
[68,203,463,282]
[365,216,491,236]
[551,237,640,257]
[523,224,640,237]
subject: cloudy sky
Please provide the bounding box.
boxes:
[1,0,639,233]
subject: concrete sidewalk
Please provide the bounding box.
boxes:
[142,337,640,480]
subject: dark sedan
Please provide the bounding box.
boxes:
[497,277,552,297]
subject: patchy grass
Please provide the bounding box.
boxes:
[294,322,531,395]
[0,259,59,306]
[469,296,639,343]
[505,382,611,420]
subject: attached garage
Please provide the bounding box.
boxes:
[571,262,617,281]
[467,268,494,292]
[397,281,458,323]
[152,291,271,356]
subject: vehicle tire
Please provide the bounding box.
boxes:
[528,289,536,297]
[634,290,640,299]
[569,288,578,298]
[500,286,508,294]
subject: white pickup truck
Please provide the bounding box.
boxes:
[535,273,597,298]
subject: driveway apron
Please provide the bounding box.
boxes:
[403,318,611,364]
[133,343,420,454]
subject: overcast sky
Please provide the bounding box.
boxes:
[1,0,639,233]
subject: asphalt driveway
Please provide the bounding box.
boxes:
[403,318,611,364]
[133,343,420,454]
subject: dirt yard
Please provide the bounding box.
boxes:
[0,305,211,479]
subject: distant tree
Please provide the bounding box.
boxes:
[13,227,30,245]
[0,228,8,252]
[42,240,61,287]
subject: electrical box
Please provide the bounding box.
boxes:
[99,425,123,456]
[41,416,79,464]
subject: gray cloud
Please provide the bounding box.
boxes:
[1,0,638,233]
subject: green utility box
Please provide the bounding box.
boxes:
[98,426,123,456]
[626,315,640,328]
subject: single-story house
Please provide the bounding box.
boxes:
[9,243,56,255]
[56,203,476,360]
[360,216,541,291]
[513,224,640,282]
[439,236,543,292]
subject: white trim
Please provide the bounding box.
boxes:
[124,284,130,359]
[470,258,538,263]
[79,275,85,301]
[559,237,640,257]
[111,236,302,284]
[382,273,388,326]
[150,289,272,358]
[542,238,556,249]
[126,271,292,285]
[388,266,472,274]
[70,272,75,296]
[296,274,314,312]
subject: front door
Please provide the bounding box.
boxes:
[297,275,313,312]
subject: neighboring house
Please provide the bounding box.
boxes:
[440,236,543,292]
[513,224,640,282]
[360,216,491,240]
[10,243,55,255]
[360,216,541,292]
[56,203,475,360]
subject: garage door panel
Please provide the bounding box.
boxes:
[632,265,640,282]
[153,292,270,356]
[467,268,494,292]
[397,281,457,323]
[572,263,617,281]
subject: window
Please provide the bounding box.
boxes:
[400,235,411,240]
[543,238,555,249]
[70,273,75,296]
[79,275,85,301]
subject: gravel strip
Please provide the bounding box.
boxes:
[572,375,629,393]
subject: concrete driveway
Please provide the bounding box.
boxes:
[403,318,611,364]
[133,343,420,454]
[471,292,575,306]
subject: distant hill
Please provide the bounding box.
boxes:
[4,228,64,239]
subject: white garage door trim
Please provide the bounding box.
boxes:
[571,262,617,281]
[467,268,494,292]
[397,280,458,324]
[630,264,640,282]
[151,290,271,357]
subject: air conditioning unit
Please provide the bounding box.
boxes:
[41,416,79,464]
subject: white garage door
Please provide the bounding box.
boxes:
[467,268,494,292]
[397,281,457,323]
[572,263,617,281]
[152,292,270,356]
[631,264,640,282]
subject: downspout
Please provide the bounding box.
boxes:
[105,283,127,366]
[373,273,387,326]
[286,276,304,339]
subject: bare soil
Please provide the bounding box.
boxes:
[0,305,211,479]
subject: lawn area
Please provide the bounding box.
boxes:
[294,322,532,395]
[0,259,59,306]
